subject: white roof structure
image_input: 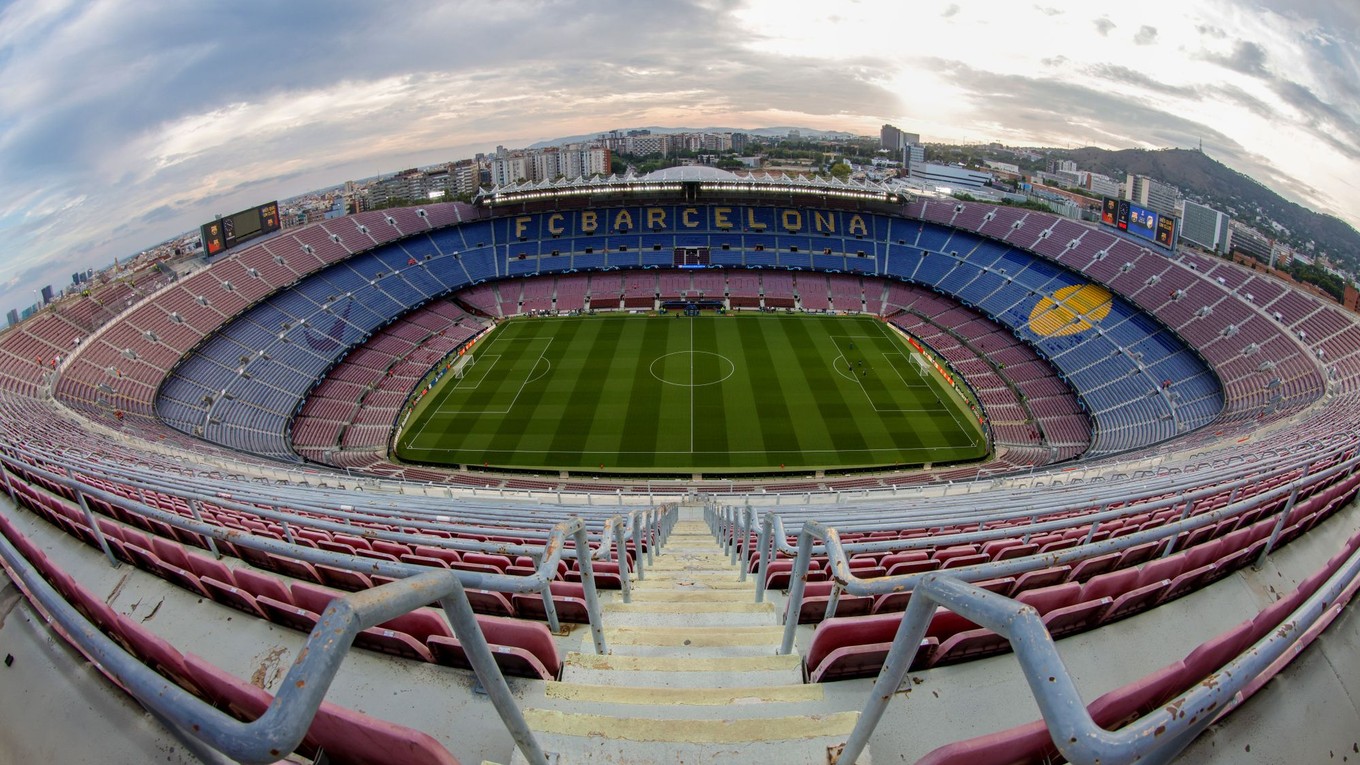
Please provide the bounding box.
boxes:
[476,167,905,206]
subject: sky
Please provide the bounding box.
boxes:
[1,0,1357,317]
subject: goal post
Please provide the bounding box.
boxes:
[911,351,931,377]
[451,352,475,379]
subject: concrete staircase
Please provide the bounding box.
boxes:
[507,511,864,764]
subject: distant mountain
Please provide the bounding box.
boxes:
[1055,147,1360,270]
[527,126,859,149]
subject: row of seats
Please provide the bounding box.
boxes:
[0,509,462,765]
[5,462,595,681]
[913,521,1360,764]
[796,465,1360,680]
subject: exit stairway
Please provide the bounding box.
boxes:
[506,509,865,764]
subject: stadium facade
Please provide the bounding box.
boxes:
[1,166,1359,764]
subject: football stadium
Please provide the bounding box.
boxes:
[2,165,1359,764]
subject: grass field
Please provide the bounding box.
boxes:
[393,312,988,474]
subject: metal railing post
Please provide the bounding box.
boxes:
[74,490,119,568]
[631,515,645,581]
[539,585,561,634]
[737,506,751,582]
[438,578,551,765]
[188,499,222,559]
[834,588,938,764]
[0,455,19,504]
[1255,485,1299,569]
[643,509,655,567]
[778,526,815,655]
[754,512,772,602]
[573,525,608,655]
[613,522,632,604]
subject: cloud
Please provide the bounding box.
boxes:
[1084,64,1197,98]
[0,0,910,313]
[1204,40,1270,77]
[927,59,1247,153]
[1,0,1358,315]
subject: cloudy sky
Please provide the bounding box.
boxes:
[2,0,1357,316]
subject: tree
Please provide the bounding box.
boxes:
[829,162,852,181]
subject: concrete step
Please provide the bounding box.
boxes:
[598,625,784,657]
[604,599,774,627]
[510,709,865,765]
[647,557,733,572]
[560,651,804,688]
[622,588,754,603]
[544,682,823,706]
[670,521,713,533]
[603,608,774,628]
[608,600,773,615]
[637,573,750,590]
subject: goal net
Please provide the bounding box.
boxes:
[451,353,475,379]
[911,351,931,377]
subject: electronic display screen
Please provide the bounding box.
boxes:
[674,246,710,267]
[1156,215,1177,248]
[200,201,280,255]
[200,221,225,256]
[1126,203,1159,242]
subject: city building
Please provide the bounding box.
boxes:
[5,308,18,328]
[903,144,925,172]
[880,124,919,152]
[39,285,53,305]
[1085,173,1120,198]
[626,133,669,156]
[1124,174,1181,218]
[453,160,481,197]
[1181,200,1233,255]
[909,162,993,190]
[490,155,530,187]
[1229,221,1274,264]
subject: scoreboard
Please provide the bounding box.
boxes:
[200,201,281,256]
[1098,196,1177,250]
[674,246,711,268]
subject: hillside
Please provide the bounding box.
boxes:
[1056,147,1360,270]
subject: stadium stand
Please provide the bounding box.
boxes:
[2,179,1360,764]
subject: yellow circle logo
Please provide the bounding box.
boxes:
[1027,284,1113,337]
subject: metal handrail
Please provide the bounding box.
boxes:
[0,522,553,765]
[753,444,1354,601]
[756,437,1345,534]
[8,442,675,574]
[22,443,644,549]
[776,454,1356,654]
[3,452,616,653]
[832,541,1360,764]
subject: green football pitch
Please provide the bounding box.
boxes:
[393,312,988,474]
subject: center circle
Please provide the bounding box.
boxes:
[649,351,736,387]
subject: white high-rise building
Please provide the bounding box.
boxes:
[491,156,529,187]
[1124,174,1181,218]
[532,149,561,182]
[1181,200,1233,255]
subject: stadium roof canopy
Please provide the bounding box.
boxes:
[476,168,907,207]
[638,165,741,182]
